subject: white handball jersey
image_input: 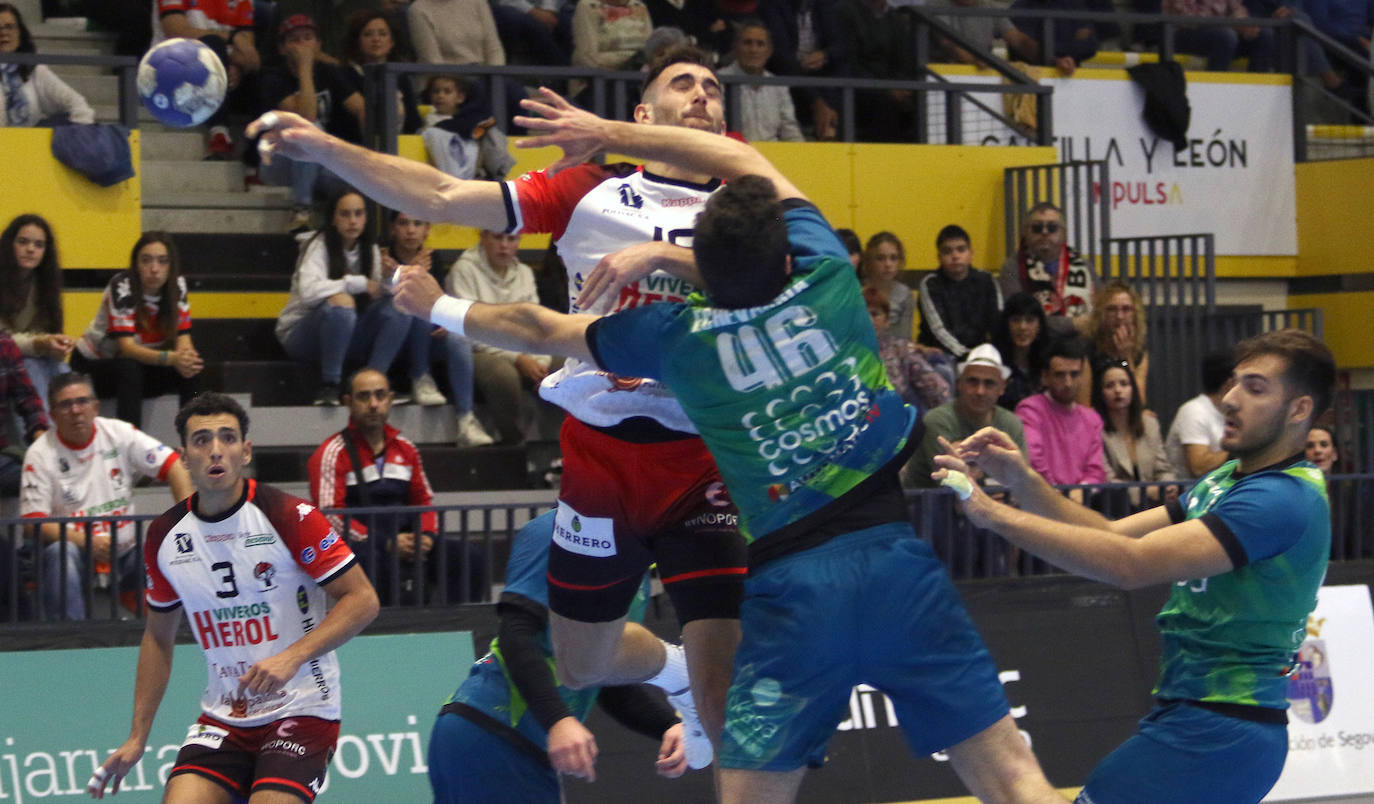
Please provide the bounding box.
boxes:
[503,163,720,432]
[145,480,357,726]
[20,417,181,556]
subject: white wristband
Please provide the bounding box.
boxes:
[431,296,474,336]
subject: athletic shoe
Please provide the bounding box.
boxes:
[455,411,495,447]
[412,374,446,406]
[204,127,234,161]
[666,685,713,770]
[312,382,340,406]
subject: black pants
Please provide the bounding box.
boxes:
[72,353,203,428]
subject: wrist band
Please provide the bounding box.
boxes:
[431,296,474,337]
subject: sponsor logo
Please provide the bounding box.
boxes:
[58,458,69,473]
[182,723,229,750]
[301,546,316,564]
[320,531,339,551]
[277,719,298,738]
[109,468,122,484]
[297,584,309,614]
[296,502,315,521]
[254,562,277,592]
[146,575,154,590]
[705,481,729,507]
[617,184,643,209]
[101,448,119,460]
[607,375,645,392]
[661,196,703,208]
[768,484,789,502]
[684,511,737,529]
[146,450,160,466]
[245,534,275,547]
[205,532,236,543]
[552,504,616,558]
[174,533,193,554]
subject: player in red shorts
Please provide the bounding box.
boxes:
[89,393,379,801]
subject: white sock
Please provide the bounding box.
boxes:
[644,640,690,695]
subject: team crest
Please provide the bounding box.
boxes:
[254,561,278,591]
[174,533,193,554]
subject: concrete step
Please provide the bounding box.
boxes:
[140,129,207,162]
[31,24,113,54]
[60,72,120,105]
[144,189,291,209]
[142,205,295,234]
[143,160,246,193]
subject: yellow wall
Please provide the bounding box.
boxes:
[0,128,143,270]
[1288,291,1374,369]
[1296,158,1374,276]
[60,291,291,338]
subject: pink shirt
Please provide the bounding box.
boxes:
[1015,392,1107,486]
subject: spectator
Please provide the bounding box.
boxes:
[70,232,205,428]
[904,343,1027,488]
[1310,0,1374,54]
[998,201,1096,337]
[445,230,552,445]
[927,0,1037,66]
[917,223,1003,359]
[571,0,654,97]
[1092,356,1175,511]
[769,0,848,139]
[1164,349,1234,479]
[407,0,528,126]
[1006,0,1099,75]
[491,0,571,67]
[0,4,93,127]
[20,372,192,620]
[1076,280,1149,406]
[864,286,951,417]
[991,291,1048,410]
[680,0,784,62]
[1163,0,1275,73]
[836,0,922,141]
[0,214,71,412]
[261,13,365,232]
[0,330,46,498]
[1245,0,1348,92]
[341,9,423,136]
[835,227,862,272]
[1304,423,1338,474]
[151,0,260,158]
[719,20,805,142]
[277,190,438,407]
[860,231,917,339]
[420,75,518,181]
[1015,336,1105,496]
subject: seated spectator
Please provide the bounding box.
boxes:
[1092,356,1175,511]
[571,0,654,98]
[420,75,517,181]
[835,227,862,273]
[865,286,950,417]
[998,202,1096,337]
[991,292,1048,410]
[860,231,917,339]
[70,232,205,428]
[0,214,71,412]
[1076,280,1149,406]
[1015,336,1105,496]
[20,373,192,620]
[0,4,94,127]
[341,9,422,136]
[926,0,1038,67]
[769,0,848,139]
[261,13,364,231]
[680,0,782,62]
[917,224,1003,359]
[408,0,527,127]
[719,20,804,142]
[277,190,437,406]
[445,230,551,445]
[1245,1,1348,92]
[1164,349,1234,478]
[491,0,571,67]
[1007,0,1099,75]
[1310,0,1373,55]
[309,368,484,605]
[1162,0,1275,73]
[1304,423,1338,474]
[904,343,1027,488]
[0,330,46,498]
[836,0,923,141]
[152,0,260,158]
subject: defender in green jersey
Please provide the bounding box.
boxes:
[940,329,1336,804]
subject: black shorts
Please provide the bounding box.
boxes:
[169,714,339,802]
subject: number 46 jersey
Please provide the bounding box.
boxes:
[145,480,358,727]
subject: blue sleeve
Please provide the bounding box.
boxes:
[502,510,556,607]
[587,302,682,380]
[1200,474,1310,567]
[782,200,848,275]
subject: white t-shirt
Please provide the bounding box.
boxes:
[21,417,181,555]
[1165,393,1225,479]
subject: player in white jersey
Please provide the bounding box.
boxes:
[90,393,379,802]
[248,45,746,768]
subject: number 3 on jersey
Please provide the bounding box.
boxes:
[718,305,837,392]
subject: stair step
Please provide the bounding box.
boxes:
[143,206,295,234]
[145,190,292,208]
[143,160,246,193]
[59,73,120,105]
[175,233,301,277]
[139,129,207,161]
[194,319,288,362]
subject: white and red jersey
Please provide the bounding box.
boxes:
[145,480,357,727]
[152,0,253,46]
[502,163,720,432]
[20,417,180,556]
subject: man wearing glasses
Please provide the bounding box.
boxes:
[20,372,192,619]
[998,202,1097,337]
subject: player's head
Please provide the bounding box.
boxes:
[1221,329,1335,459]
[693,175,789,309]
[636,44,724,134]
[48,372,97,444]
[343,368,392,431]
[176,393,252,493]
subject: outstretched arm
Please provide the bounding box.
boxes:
[90,607,181,798]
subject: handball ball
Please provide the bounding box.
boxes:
[137,38,227,128]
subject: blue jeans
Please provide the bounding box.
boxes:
[43,540,142,620]
[349,296,431,380]
[1175,25,1275,72]
[442,332,476,413]
[22,355,68,413]
[282,302,357,384]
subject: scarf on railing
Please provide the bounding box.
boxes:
[1,63,30,126]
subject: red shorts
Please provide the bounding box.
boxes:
[547,417,747,624]
[169,714,339,802]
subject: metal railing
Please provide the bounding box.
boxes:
[0,51,139,128]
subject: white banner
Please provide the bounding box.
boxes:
[1266,584,1374,801]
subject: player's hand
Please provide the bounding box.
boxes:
[247,110,331,166]
[951,428,1031,488]
[655,723,688,778]
[392,265,446,318]
[514,87,612,174]
[88,738,145,798]
[576,242,683,310]
[547,717,598,781]
[932,451,998,530]
[238,651,304,697]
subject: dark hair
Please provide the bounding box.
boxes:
[0,4,37,80]
[936,224,971,249]
[1046,336,1086,363]
[0,213,63,333]
[127,232,183,347]
[175,392,250,444]
[992,292,1049,378]
[834,228,861,258]
[344,9,410,64]
[48,371,92,405]
[1200,349,1235,395]
[693,175,789,309]
[1091,357,1143,437]
[733,17,770,39]
[642,43,715,99]
[1025,201,1062,220]
[1231,329,1336,424]
[343,366,389,397]
[861,285,889,316]
[424,73,468,99]
[860,231,904,282]
[305,190,374,282]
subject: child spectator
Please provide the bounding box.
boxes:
[991,292,1049,410]
[1076,280,1149,406]
[420,75,517,181]
[70,232,205,428]
[341,9,422,136]
[835,227,862,273]
[151,0,260,158]
[917,224,1002,359]
[0,4,93,127]
[1091,356,1175,511]
[718,20,804,142]
[859,231,917,340]
[864,286,950,417]
[0,214,72,411]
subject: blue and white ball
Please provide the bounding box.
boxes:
[137,38,227,128]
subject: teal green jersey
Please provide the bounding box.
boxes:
[588,202,917,543]
[1154,455,1330,709]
